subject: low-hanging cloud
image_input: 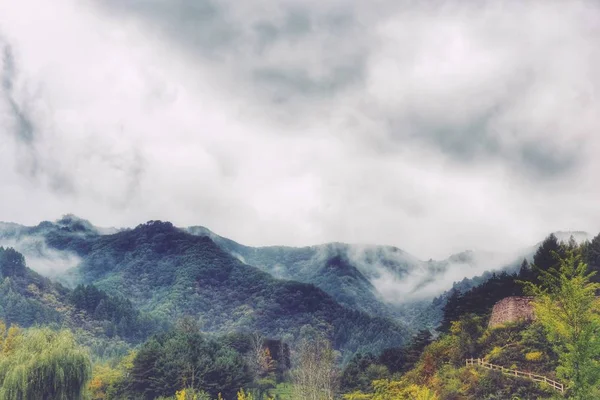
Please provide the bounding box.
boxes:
[342,244,518,302]
[0,0,599,260]
[0,235,82,278]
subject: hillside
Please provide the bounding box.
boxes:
[0,246,67,327]
[2,217,584,334]
[339,233,600,399]
[185,226,548,329]
[53,221,411,357]
[0,245,166,360]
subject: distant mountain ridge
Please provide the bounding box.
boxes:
[0,218,411,358]
[0,216,593,334]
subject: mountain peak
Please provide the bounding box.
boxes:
[134,220,176,232]
[55,214,97,233]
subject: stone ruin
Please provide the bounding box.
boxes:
[488,296,535,328]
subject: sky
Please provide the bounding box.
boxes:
[1,0,599,260]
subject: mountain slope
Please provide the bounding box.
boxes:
[59,221,411,357]
[0,215,113,279]
[0,244,166,361]
[185,226,530,328]
[0,246,67,326]
[186,226,429,317]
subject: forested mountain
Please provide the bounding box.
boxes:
[2,215,599,399]
[1,216,588,336]
[0,246,66,327]
[185,226,528,327]
[43,220,408,357]
[186,225,421,318]
[337,233,600,399]
[0,245,168,360]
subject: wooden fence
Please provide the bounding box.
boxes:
[465,358,564,394]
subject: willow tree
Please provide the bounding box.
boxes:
[0,327,91,400]
[522,250,600,399]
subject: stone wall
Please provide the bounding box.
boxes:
[488,296,535,328]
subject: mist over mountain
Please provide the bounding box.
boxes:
[2,216,591,308]
[186,224,589,305]
[0,217,415,357]
[1,215,591,336]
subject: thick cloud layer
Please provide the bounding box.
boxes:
[0,0,599,259]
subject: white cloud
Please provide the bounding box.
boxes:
[0,0,599,261]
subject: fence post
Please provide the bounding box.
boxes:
[464,359,563,394]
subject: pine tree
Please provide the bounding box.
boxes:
[439,289,462,332]
[587,233,600,268]
[0,248,26,278]
[523,249,600,399]
[532,234,562,273]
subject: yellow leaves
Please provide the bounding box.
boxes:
[120,350,137,370]
[346,379,439,400]
[237,388,254,400]
[26,284,40,296]
[486,346,503,362]
[176,389,187,400]
[262,348,275,374]
[2,325,23,356]
[342,391,372,400]
[175,388,205,400]
[88,363,123,400]
[525,351,543,362]
[88,353,135,400]
[88,377,107,400]
[403,384,440,400]
[449,320,462,336]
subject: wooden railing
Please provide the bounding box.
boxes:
[465,358,564,394]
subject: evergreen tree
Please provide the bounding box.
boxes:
[0,248,26,278]
[518,258,533,280]
[439,289,462,332]
[377,346,407,375]
[406,329,433,366]
[523,249,600,399]
[532,234,562,275]
[587,233,600,268]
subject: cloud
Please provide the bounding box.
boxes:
[1,39,39,177]
[343,244,519,302]
[0,0,599,261]
[0,234,82,278]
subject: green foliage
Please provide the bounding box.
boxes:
[0,247,67,327]
[343,379,440,400]
[523,249,600,399]
[68,221,410,357]
[585,233,600,268]
[126,322,252,399]
[439,272,523,333]
[0,248,26,278]
[340,329,433,393]
[69,284,167,341]
[439,234,576,333]
[188,231,419,321]
[340,353,388,393]
[342,308,561,399]
[0,325,92,400]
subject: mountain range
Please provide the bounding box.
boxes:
[0,215,593,360]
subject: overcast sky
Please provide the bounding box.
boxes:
[1,0,599,260]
